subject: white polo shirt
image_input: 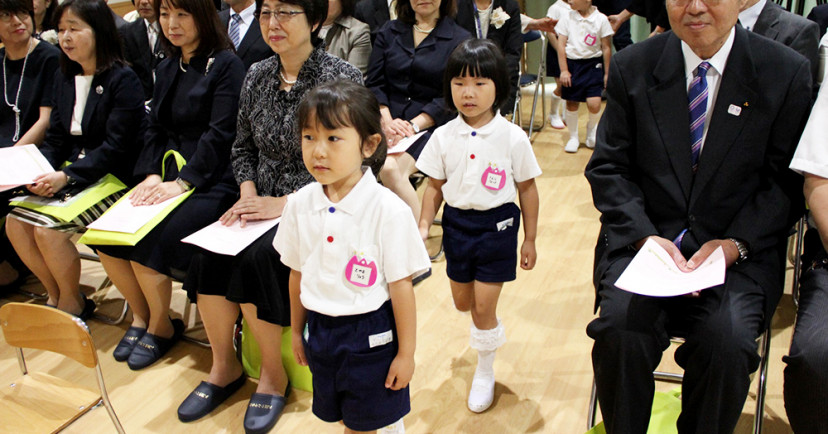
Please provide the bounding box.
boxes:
[790,84,828,178]
[274,170,430,317]
[546,0,571,21]
[555,8,613,60]
[416,113,542,211]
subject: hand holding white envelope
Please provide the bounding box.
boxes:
[614,238,726,297]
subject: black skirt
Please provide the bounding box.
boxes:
[184,224,291,327]
[95,182,238,278]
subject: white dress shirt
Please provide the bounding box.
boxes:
[230,2,256,44]
[738,0,766,32]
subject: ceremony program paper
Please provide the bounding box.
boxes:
[182,218,281,256]
[87,194,183,234]
[614,238,726,297]
[387,131,426,155]
[0,144,54,191]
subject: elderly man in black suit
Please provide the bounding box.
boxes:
[739,0,819,82]
[584,0,812,430]
[220,0,272,70]
[121,0,163,101]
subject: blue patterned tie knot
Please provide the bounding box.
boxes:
[688,61,710,172]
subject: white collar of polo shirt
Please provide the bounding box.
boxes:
[308,168,377,215]
[455,110,503,137]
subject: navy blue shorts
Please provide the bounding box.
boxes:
[303,301,409,431]
[442,203,521,283]
[561,57,604,102]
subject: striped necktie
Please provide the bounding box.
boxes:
[229,13,242,48]
[688,61,710,172]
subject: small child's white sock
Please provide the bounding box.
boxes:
[566,109,579,140]
[586,111,601,148]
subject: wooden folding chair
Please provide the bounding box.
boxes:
[0,303,125,433]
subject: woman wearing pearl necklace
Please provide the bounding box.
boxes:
[0,0,60,291]
[365,0,469,221]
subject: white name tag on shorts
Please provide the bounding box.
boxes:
[369,330,393,348]
[496,217,514,232]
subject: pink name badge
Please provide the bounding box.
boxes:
[481,164,506,191]
[345,255,378,287]
[584,34,597,46]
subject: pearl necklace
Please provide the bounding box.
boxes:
[3,38,34,142]
[413,23,434,34]
[279,67,297,85]
[179,57,187,72]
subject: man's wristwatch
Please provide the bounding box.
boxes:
[729,238,749,264]
[408,121,420,133]
[175,177,193,192]
[65,173,77,186]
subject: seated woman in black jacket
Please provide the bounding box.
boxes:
[5,0,145,318]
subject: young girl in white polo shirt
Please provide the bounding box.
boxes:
[274,80,430,433]
[555,0,613,152]
[417,39,542,413]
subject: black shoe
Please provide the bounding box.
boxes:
[127,318,184,370]
[113,326,147,362]
[243,391,289,434]
[178,373,247,422]
[78,295,96,321]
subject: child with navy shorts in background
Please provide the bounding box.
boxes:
[274,80,430,433]
[556,0,613,153]
[417,39,542,413]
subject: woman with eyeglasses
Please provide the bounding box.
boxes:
[177,0,361,431]
[0,0,60,292]
[93,0,244,372]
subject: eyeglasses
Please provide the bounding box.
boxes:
[257,9,305,23]
[0,11,30,23]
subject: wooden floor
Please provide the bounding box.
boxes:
[0,104,800,433]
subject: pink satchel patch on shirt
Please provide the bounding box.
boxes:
[584,34,596,46]
[345,254,378,287]
[481,164,506,191]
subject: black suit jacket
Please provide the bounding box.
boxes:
[120,19,164,101]
[354,0,391,42]
[585,27,812,320]
[41,64,146,187]
[753,1,820,81]
[136,50,245,188]
[219,9,273,70]
[366,18,471,127]
[454,0,522,113]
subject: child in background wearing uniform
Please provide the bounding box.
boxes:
[417,39,541,413]
[275,80,430,434]
[556,0,612,153]
[545,0,572,129]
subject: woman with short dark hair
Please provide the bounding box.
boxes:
[94,0,245,372]
[5,0,145,318]
[0,0,60,290]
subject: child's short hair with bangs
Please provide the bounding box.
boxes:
[298,80,387,175]
[443,38,511,114]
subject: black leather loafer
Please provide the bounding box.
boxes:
[113,326,147,362]
[243,392,289,434]
[178,373,247,422]
[127,318,184,370]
